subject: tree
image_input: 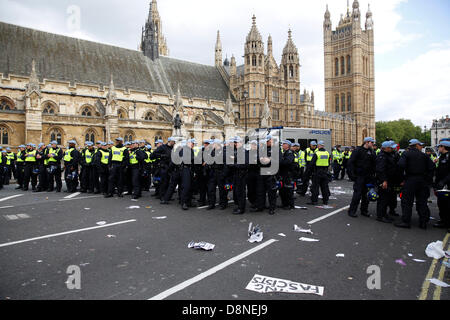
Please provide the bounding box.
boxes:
[376,119,431,149]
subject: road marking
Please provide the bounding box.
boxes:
[419,233,449,300]
[0,194,24,202]
[0,219,137,248]
[59,195,102,202]
[0,206,14,209]
[307,205,350,225]
[148,239,278,300]
[64,192,81,199]
[4,215,19,220]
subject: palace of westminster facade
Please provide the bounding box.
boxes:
[0,0,375,148]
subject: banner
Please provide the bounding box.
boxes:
[246,274,324,296]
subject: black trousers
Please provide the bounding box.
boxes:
[207,169,228,207]
[256,175,277,211]
[4,165,14,184]
[97,165,109,194]
[164,167,192,205]
[93,166,100,193]
[332,162,342,180]
[23,163,38,190]
[0,164,3,189]
[3,165,9,185]
[47,165,62,191]
[348,176,371,215]
[16,163,25,187]
[36,164,48,191]
[401,176,430,224]
[341,160,348,180]
[376,187,397,218]
[158,167,170,200]
[141,164,152,191]
[64,166,79,192]
[233,171,248,211]
[129,165,141,197]
[108,163,125,195]
[125,166,132,193]
[298,171,311,195]
[437,192,450,227]
[280,176,295,207]
[247,169,259,206]
[311,170,330,204]
[81,165,95,192]
[198,170,208,204]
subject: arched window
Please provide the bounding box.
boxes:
[144,112,154,121]
[0,98,14,111]
[253,83,256,98]
[335,95,340,112]
[347,55,351,74]
[253,104,257,117]
[0,126,8,145]
[341,94,346,112]
[85,130,95,143]
[124,133,134,143]
[289,66,294,78]
[258,55,262,66]
[43,103,57,114]
[335,58,339,76]
[50,129,62,145]
[252,55,257,67]
[347,93,352,112]
[81,106,93,117]
[194,116,202,125]
[340,57,345,75]
[117,109,126,119]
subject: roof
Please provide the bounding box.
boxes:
[0,21,230,101]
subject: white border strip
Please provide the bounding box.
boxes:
[64,192,81,199]
[148,239,278,300]
[0,194,24,202]
[0,219,137,248]
[308,205,350,225]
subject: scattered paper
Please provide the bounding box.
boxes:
[427,278,449,287]
[299,237,320,242]
[152,216,167,220]
[106,235,116,238]
[395,259,406,266]
[248,223,263,243]
[412,259,426,263]
[294,225,313,235]
[315,205,334,209]
[126,206,140,209]
[295,206,308,210]
[131,199,138,202]
[37,260,43,263]
[188,241,215,251]
[408,253,413,257]
[96,221,106,226]
[278,233,286,237]
[425,241,445,259]
[336,254,345,258]
[246,274,324,296]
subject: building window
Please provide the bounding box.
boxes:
[290,92,294,105]
[0,126,8,145]
[144,112,154,121]
[273,109,279,120]
[85,131,95,143]
[340,56,345,75]
[247,56,250,65]
[341,94,345,112]
[272,89,279,103]
[260,84,263,99]
[289,66,294,78]
[290,110,294,121]
[43,103,56,114]
[118,109,126,119]
[252,55,257,67]
[124,134,134,143]
[347,93,352,112]
[335,95,340,112]
[253,104,256,117]
[0,98,14,111]
[335,58,339,76]
[50,129,62,145]
[253,83,256,98]
[258,55,262,66]
[81,107,93,117]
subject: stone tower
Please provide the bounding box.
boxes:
[324,0,375,144]
[243,15,266,129]
[141,0,169,60]
[215,30,222,67]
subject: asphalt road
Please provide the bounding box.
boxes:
[0,179,448,300]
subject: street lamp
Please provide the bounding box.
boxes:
[243,90,249,135]
[434,119,438,145]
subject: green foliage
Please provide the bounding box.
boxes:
[376,119,431,149]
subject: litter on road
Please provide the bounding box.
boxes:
[425,241,445,259]
[412,259,426,263]
[426,278,449,287]
[395,259,406,266]
[278,233,286,237]
[248,223,263,243]
[315,205,335,209]
[245,274,324,296]
[336,254,345,258]
[96,221,107,226]
[188,241,215,251]
[106,235,116,238]
[152,216,167,220]
[295,206,308,210]
[293,225,313,235]
[126,206,140,209]
[299,237,320,242]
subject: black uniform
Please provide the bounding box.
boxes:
[255,144,278,213]
[5,152,16,185]
[247,147,259,208]
[375,150,400,220]
[22,148,38,191]
[307,148,331,205]
[94,148,110,195]
[35,147,48,192]
[151,143,173,200]
[44,147,63,192]
[279,148,295,209]
[207,146,228,209]
[128,147,148,198]
[196,146,209,206]
[64,147,81,193]
[15,149,25,189]
[347,145,376,216]
[434,151,450,228]
[0,152,6,190]
[80,147,96,193]
[397,147,435,226]
[107,144,129,197]
[230,145,249,214]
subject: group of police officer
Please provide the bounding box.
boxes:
[0,135,448,231]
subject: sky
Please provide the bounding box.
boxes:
[0,0,449,129]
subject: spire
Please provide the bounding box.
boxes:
[282,29,298,56]
[347,0,351,17]
[25,59,41,97]
[246,14,262,43]
[141,0,169,59]
[106,74,117,106]
[352,0,361,22]
[324,4,332,30]
[215,30,223,67]
[267,35,273,55]
[245,14,264,56]
[365,4,374,30]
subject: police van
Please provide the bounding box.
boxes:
[251,127,333,151]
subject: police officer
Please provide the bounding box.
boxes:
[247,140,259,209]
[34,143,48,192]
[0,148,6,189]
[230,136,248,215]
[15,145,26,190]
[347,137,377,218]
[298,141,318,196]
[307,140,331,206]
[395,139,435,229]
[64,140,80,193]
[332,145,343,180]
[105,137,129,198]
[375,141,399,223]
[425,148,438,166]
[80,141,96,193]
[195,140,211,207]
[1,149,10,185]
[5,147,15,185]
[252,135,278,215]
[92,141,103,194]
[45,140,63,192]
[128,141,147,199]
[22,143,38,191]
[151,137,176,200]
[94,142,110,195]
[279,140,296,210]
[341,147,351,180]
[433,140,450,231]
[141,144,153,192]
[207,139,228,210]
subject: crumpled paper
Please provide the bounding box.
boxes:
[425,241,445,259]
[248,223,263,243]
[188,241,215,251]
[294,225,313,235]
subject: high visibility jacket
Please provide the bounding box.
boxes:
[99,150,110,165]
[47,148,60,163]
[25,150,37,162]
[145,150,155,164]
[316,150,330,167]
[4,153,10,165]
[64,148,75,162]
[332,150,343,164]
[111,146,126,162]
[16,151,24,163]
[304,148,317,162]
[376,149,380,155]
[193,147,201,157]
[129,150,138,165]
[7,152,15,163]
[344,151,352,160]
[84,149,94,164]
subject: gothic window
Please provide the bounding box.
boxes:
[347,55,351,74]
[154,134,163,143]
[290,110,294,121]
[118,109,126,119]
[260,84,263,99]
[347,93,352,112]
[290,92,293,105]
[253,104,256,117]
[284,67,288,80]
[252,55,257,67]
[85,131,95,143]
[272,89,279,103]
[50,129,62,145]
[341,94,346,112]
[0,98,14,111]
[335,58,339,76]
[124,133,134,143]
[289,66,294,78]
[253,83,256,98]
[0,126,8,145]
[144,112,154,121]
[273,109,279,120]
[335,95,340,112]
[81,106,93,117]
[258,55,262,66]
[43,103,56,114]
[247,56,250,65]
[340,57,345,75]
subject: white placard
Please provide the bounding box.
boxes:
[246,274,324,296]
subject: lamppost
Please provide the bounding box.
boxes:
[434,119,438,145]
[243,90,249,135]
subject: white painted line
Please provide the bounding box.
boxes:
[17,214,31,219]
[307,205,350,225]
[0,206,14,209]
[0,219,137,248]
[59,195,102,202]
[64,192,81,199]
[4,215,19,220]
[0,194,24,202]
[148,239,278,300]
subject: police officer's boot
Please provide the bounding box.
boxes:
[182,203,189,211]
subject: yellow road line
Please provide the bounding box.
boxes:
[433,234,450,300]
[419,233,449,300]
